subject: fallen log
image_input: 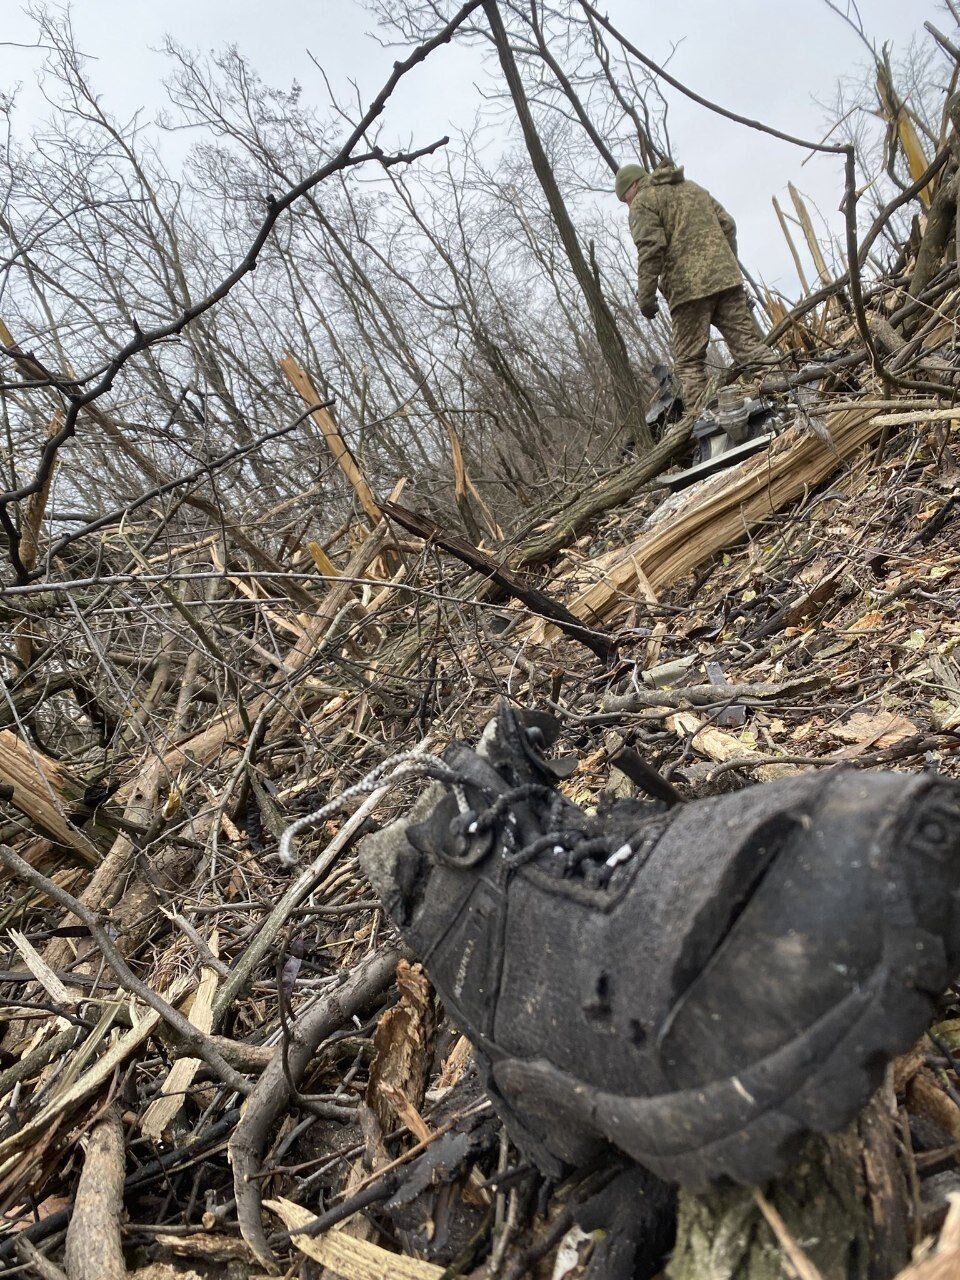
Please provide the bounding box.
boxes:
[64,1106,127,1280]
[514,417,694,568]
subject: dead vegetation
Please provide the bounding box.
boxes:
[3,3,960,1278]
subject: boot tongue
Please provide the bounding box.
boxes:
[482,702,576,782]
[406,735,548,870]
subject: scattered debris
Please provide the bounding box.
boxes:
[1,6,960,1279]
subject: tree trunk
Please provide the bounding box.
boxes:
[668,1094,911,1280]
[483,0,652,450]
[909,166,958,303]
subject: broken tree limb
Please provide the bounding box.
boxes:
[772,196,813,297]
[534,405,885,638]
[515,417,694,568]
[280,354,383,527]
[0,730,102,866]
[789,182,843,311]
[14,411,63,667]
[0,317,310,596]
[383,499,617,664]
[64,1105,127,1280]
[876,60,934,205]
[765,148,952,347]
[0,982,183,1171]
[141,943,219,1140]
[873,407,960,427]
[444,415,504,541]
[229,946,402,1267]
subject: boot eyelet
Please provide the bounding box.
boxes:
[446,810,495,865]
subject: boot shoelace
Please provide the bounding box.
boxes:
[455,783,631,878]
[278,748,477,868]
[279,747,640,882]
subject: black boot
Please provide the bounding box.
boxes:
[360,702,960,1187]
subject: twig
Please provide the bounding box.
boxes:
[212,776,410,1021]
[14,1238,69,1280]
[753,1188,826,1280]
[0,842,251,1095]
[229,945,402,1265]
[39,404,331,572]
[579,2,846,154]
[601,676,822,714]
[706,733,957,782]
[384,499,617,664]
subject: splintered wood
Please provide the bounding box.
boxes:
[267,1196,445,1278]
[0,730,101,866]
[280,354,383,527]
[530,406,879,642]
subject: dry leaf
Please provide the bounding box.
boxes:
[434,1034,473,1093]
[832,710,918,751]
[848,610,884,633]
[667,712,796,781]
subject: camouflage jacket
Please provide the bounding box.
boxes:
[628,163,743,309]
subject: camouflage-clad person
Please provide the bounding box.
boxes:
[615,161,774,410]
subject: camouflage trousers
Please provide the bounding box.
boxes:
[671,286,775,410]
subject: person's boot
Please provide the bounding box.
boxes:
[360,702,960,1187]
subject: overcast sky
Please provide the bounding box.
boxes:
[0,1,943,296]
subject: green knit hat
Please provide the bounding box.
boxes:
[614,162,645,199]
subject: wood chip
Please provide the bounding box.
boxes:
[266,1196,444,1278]
[366,960,434,1135]
[667,712,797,781]
[141,939,219,1140]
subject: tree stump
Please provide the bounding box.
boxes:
[668,1091,911,1280]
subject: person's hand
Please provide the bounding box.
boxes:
[640,298,659,320]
